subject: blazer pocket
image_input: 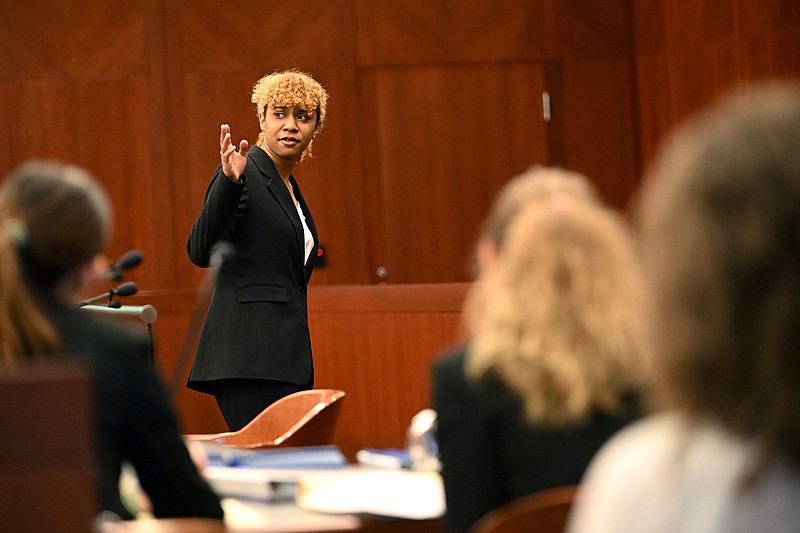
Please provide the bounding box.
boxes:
[237,285,288,303]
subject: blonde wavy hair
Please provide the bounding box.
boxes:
[480,166,599,250]
[251,69,329,163]
[465,167,646,427]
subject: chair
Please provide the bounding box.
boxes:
[0,360,97,533]
[468,485,579,533]
[185,389,345,448]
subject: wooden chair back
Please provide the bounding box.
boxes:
[186,389,345,448]
[0,360,97,533]
[468,485,579,533]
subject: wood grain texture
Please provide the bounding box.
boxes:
[632,0,800,169]
[308,283,469,460]
[129,283,469,460]
[353,0,556,65]
[358,63,549,283]
[2,0,799,454]
[1,0,642,287]
[0,0,168,291]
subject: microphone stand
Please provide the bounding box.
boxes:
[78,291,119,308]
[77,282,138,308]
[80,304,158,363]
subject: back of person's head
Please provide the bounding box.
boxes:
[480,165,600,250]
[639,81,800,470]
[465,166,645,427]
[0,160,111,363]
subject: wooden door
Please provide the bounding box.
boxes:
[359,63,550,284]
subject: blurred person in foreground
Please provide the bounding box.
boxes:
[0,160,223,521]
[432,166,647,533]
[567,82,800,533]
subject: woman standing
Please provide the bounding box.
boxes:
[187,69,329,431]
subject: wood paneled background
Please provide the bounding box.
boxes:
[1,0,799,456]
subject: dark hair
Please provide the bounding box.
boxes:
[0,160,111,363]
[640,82,800,472]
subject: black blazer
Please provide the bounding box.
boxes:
[432,344,640,533]
[187,145,318,390]
[48,302,223,520]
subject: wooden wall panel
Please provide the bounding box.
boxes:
[633,0,800,169]
[0,0,169,291]
[2,0,641,289]
[130,283,469,460]
[354,0,557,65]
[553,0,638,211]
[354,0,638,281]
[359,63,549,284]
[307,283,468,460]
[554,0,634,59]
[161,0,366,288]
[5,0,797,465]
[560,58,639,210]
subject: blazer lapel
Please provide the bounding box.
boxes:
[249,146,306,266]
[293,179,319,280]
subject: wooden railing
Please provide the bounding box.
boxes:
[128,283,469,460]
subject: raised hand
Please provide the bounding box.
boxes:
[219,123,249,182]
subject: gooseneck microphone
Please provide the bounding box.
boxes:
[104,249,144,281]
[78,281,138,307]
[111,281,138,297]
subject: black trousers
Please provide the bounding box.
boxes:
[208,377,312,431]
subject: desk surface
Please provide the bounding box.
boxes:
[99,501,441,533]
[219,467,445,532]
[224,499,442,533]
[204,465,444,518]
[223,499,359,532]
[105,465,444,533]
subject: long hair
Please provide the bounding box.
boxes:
[465,168,645,427]
[0,160,111,364]
[639,82,800,472]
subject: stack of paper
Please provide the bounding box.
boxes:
[204,466,307,502]
[201,445,348,502]
[355,448,412,469]
[202,444,347,469]
[295,469,446,520]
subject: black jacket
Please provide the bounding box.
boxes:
[49,302,223,520]
[432,344,640,533]
[187,145,318,390]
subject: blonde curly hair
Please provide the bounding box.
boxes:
[465,167,646,427]
[251,69,329,163]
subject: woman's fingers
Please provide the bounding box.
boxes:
[219,123,230,147]
[218,124,248,182]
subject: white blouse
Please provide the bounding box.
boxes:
[297,204,314,265]
[567,412,800,533]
